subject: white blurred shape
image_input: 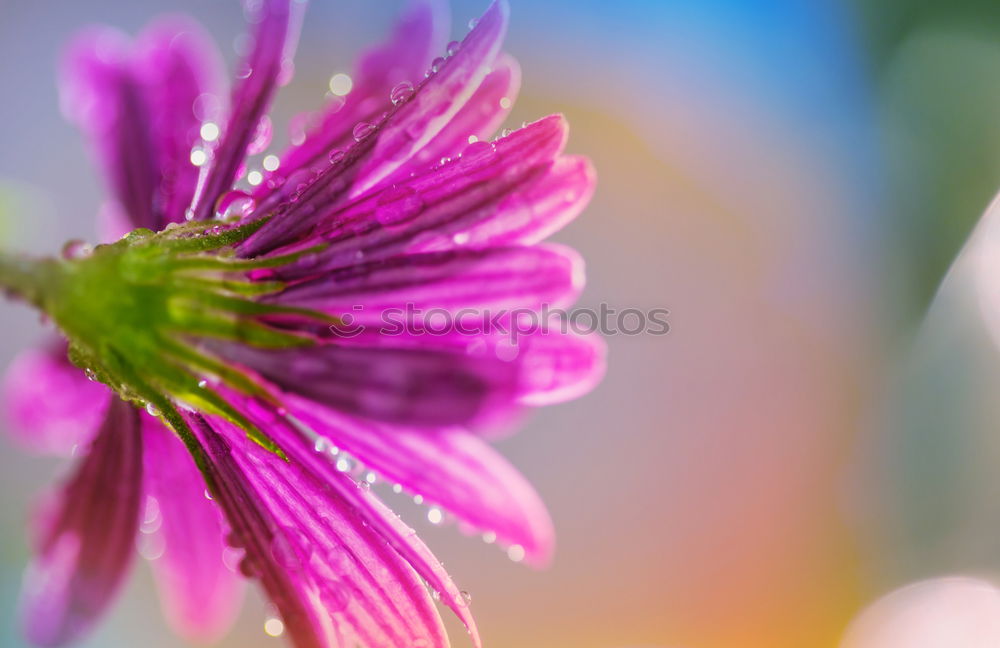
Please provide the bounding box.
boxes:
[841,576,1000,648]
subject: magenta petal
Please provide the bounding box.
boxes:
[514,329,607,406]
[479,154,597,246]
[142,418,244,643]
[190,0,305,220]
[264,114,570,278]
[265,0,449,192]
[187,413,452,648]
[133,16,227,226]
[20,398,143,647]
[288,396,555,565]
[2,345,110,456]
[59,27,159,229]
[211,340,520,428]
[270,244,583,321]
[353,0,510,195]
[384,52,521,186]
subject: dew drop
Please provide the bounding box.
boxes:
[270,527,312,570]
[459,590,473,606]
[460,139,494,167]
[85,369,97,382]
[61,239,92,260]
[482,531,497,544]
[145,403,159,416]
[198,379,208,388]
[392,483,404,494]
[184,207,197,221]
[247,116,273,155]
[328,148,345,164]
[204,489,214,501]
[390,80,415,105]
[364,471,377,485]
[236,63,253,80]
[192,93,222,122]
[215,190,256,220]
[413,494,424,505]
[446,40,461,56]
[314,436,333,454]
[222,546,243,572]
[375,186,424,227]
[468,17,479,29]
[335,456,354,472]
[239,555,258,578]
[430,56,445,73]
[352,121,375,142]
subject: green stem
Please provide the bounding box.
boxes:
[0,249,54,309]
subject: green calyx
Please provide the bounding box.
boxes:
[4,219,332,456]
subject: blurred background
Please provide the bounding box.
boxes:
[5,0,1000,647]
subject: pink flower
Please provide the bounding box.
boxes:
[2,1,603,646]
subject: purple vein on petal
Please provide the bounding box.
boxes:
[20,398,143,647]
[286,396,555,567]
[190,0,306,221]
[258,0,450,199]
[239,0,510,258]
[142,418,245,643]
[187,413,451,648]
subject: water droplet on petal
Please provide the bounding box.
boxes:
[204,489,214,501]
[446,40,461,56]
[468,17,479,29]
[314,436,333,453]
[482,531,497,545]
[215,190,256,220]
[247,116,273,155]
[460,140,494,167]
[392,483,404,494]
[145,403,159,416]
[61,239,92,260]
[430,57,445,73]
[270,527,312,571]
[236,63,253,79]
[390,80,414,105]
[352,121,375,142]
[375,186,424,227]
[328,149,345,164]
[459,590,473,606]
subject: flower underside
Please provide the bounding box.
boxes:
[37,219,334,456]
